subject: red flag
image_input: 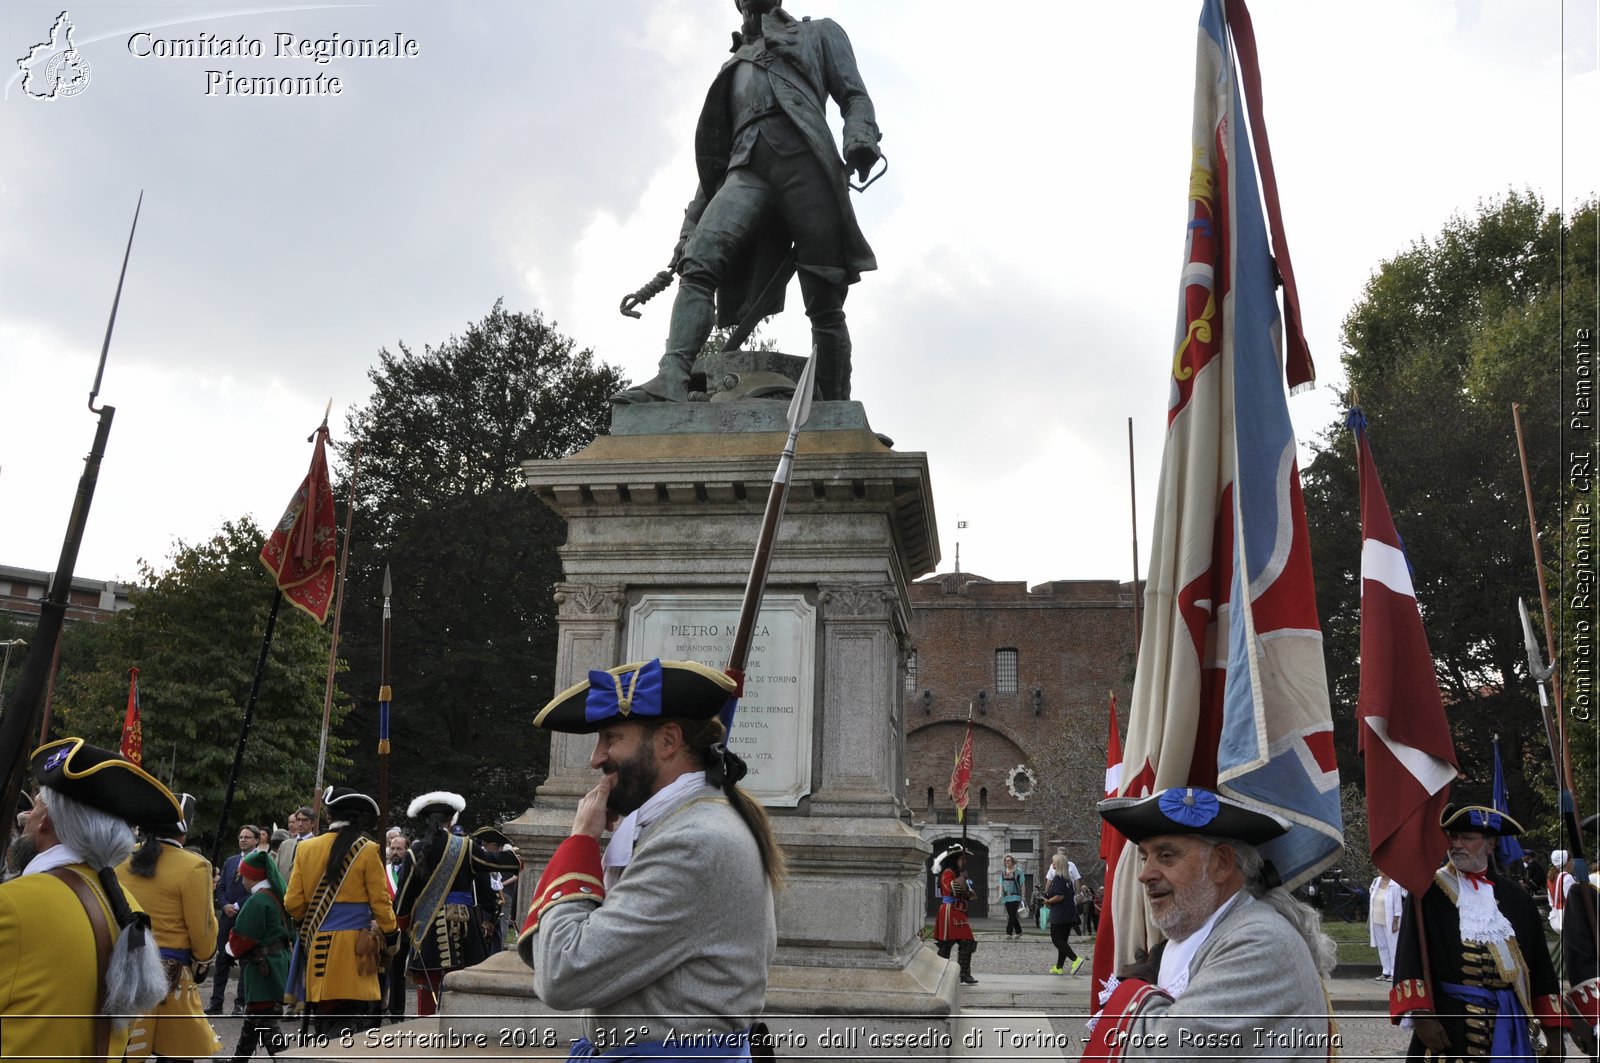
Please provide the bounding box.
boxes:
[1350,408,1458,896]
[946,718,973,823]
[120,666,142,766]
[1092,691,1126,998]
[259,424,339,623]
[1099,691,1125,863]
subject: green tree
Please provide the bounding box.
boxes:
[333,301,627,824]
[1303,192,1597,853]
[49,518,347,849]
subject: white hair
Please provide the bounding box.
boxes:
[1229,839,1338,978]
[37,788,168,1024]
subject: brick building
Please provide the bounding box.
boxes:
[905,572,1137,917]
[0,564,133,624]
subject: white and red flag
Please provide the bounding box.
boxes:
[1106,0,1342,971]
[1350,407,1458,895]
[1092,692,1126,996]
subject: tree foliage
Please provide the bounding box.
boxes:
[1302,192,1597,854]
[49,518,347,850]
[333,301,627,825]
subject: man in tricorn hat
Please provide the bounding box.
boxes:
[0,737,179,1059]
[395,792,516,1016]
[520,658,781,1059]
[932,843,979,985]
[115,791,222,1061]
[1392,802,1567,1060]
[1083,787,1336,1060]
[284,785,398,1038]
[612,0,881,405]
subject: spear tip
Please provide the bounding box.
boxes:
[382,564,392,599]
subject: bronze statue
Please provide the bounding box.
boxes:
[614,0,881,405]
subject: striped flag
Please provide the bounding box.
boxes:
[947,717,973,823]
[1350,407,1457,896]
[119,666,142,766]
[259,424,339,623]
[1107,0,1342,969]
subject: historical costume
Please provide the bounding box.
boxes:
[1551,850,1578,932]
[1084,788,1334,1061]
[115,793,222,1061]
[933,844,979,984]
[615,2,881,405]
[227,850,293,1059]
[284,786,398,1037]
[396,792,509,1016]
[520,659,780,1060]
[1392,804,1566,1060]
[1559,815,1599,1058]
[0,738,179,1060]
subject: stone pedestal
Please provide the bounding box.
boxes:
[445,400,956,1052]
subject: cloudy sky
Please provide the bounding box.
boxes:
[1,1,1594,593]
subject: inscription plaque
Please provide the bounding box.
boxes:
[628,592,815,807]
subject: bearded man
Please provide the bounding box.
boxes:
[519,659,782,1061]
[613,0,880,405]
[1392,804,1567,1061]
[1083,788,1337,1061]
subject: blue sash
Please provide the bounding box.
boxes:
[566,1027,753,1061]
[447,889,474,905]
[159,947,193,965]
[286,902,374,1002]
[1442,981,1534,1060]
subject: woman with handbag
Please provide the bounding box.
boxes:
[998,855,1025,939]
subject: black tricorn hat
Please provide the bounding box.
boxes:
[533,659,736,735]
[323,786,379,819]
[147,792,198,837]
[1098,787,1291,846]
[1439,802,1523,837]
[472,826,512,847]
[31,737,182,828]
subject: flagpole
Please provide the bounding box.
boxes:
[211,588,282,870]
[311,442,362,813]
[1511,403,1573,794]
[1127,418,1142,655]
[378,564,393,827]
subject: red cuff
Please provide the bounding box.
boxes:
[1569,979,1600,1027]
[519,835,604,940]
[227,929,258,958]
[1082,979,1167,1061]
[1389,978,1434,1023]
[1534,993,1569,1030]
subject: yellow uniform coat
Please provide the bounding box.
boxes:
[113,844,221,1061]
[0,864,136,1061]
[284,833,396,1002]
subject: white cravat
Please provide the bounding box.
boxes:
[1158,890,1246,999]
[602,772,710,890]
[21,842,87,877]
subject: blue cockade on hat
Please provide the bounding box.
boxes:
[42,747,71,773]
[1467,808,1504,832]
[585,659,665,725]
[1159,787,1221,828]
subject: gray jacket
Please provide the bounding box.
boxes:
[531,784,777,1046]
[1118,894,1331,1059]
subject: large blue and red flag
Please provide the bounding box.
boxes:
[1350,407,1457,895]
[1106,0,1342,968]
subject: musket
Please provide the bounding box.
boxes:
[1519,598,1590,882]
[378,564,393,826]
[723,352,818,724]
[0,193,142,857]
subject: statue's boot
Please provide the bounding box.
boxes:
[811,328,852,402]
[613,277,715,404]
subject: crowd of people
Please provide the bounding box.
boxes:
[0,739,525,1056]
